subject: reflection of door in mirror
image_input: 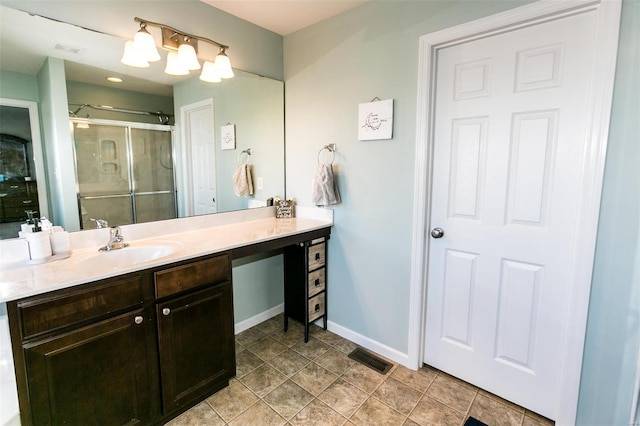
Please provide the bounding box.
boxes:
[182,99,217,217]
[72,119,177,229]
[0,102,48,240]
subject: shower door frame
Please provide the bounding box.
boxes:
[70,118,177,229]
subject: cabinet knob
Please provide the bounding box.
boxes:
[315,278,320,286]
[315,253,321,261]
[314,304,320,312]
[134,316,144,324]
[162,308,171,316]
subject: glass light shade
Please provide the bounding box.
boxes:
[199,61,221,83]
[121,40,150,68]
[133,28,161,62]
[164,52,189,75]
[214,51,234,79]
[177,43,201,70]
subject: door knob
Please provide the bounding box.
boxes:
[431,227,445,238]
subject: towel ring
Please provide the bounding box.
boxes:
[317,146,335,165]
[238,148,252,164]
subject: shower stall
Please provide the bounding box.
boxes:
[70,118,176,229]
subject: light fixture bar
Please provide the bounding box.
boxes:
[161,27,198,52]
[134,17,229,50]
[124,17,233,82]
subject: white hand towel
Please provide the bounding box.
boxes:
[312,163,341,206]
[233,163,254,197]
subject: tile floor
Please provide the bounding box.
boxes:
[167,315,554,426]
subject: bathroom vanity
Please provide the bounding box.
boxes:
[0,207,332,425]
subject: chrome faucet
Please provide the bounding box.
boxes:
[90,218,109,229]
[99,226,129,251]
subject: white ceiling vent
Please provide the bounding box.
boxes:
[54,44,82,55]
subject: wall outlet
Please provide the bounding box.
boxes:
[257,177,263,190]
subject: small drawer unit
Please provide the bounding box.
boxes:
[284,237,329,342]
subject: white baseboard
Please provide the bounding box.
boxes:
[234,308,412,371]
[234,303,284,335]
[326,320,411,369]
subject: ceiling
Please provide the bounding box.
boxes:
[200,0,367,35]
[0,1,366,95]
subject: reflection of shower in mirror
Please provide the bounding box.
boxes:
[71,118,177,229]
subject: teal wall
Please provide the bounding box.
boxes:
[66,81,174,125]
[284,0,533,354]
[232,252,284,324]
[37,57,77,229]
[577,0,640,424]
[284,0,638,423]
[0,70,39,102]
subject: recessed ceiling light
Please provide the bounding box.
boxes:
[107,77,123,83]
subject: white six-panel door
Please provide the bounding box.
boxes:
[183,101,217,216]
[424,10,601,419]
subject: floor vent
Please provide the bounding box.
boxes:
[348,348,393,374]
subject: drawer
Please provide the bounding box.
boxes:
[0,182,27,194]
[17,274,144,339]
[155,253,231,299]
[3,196,37,208]
[308,242,325,270]
[308,268,325,297]
[308,293,326,322]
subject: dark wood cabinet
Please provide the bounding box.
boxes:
[157,283,235,413]
[8,252,235,426]
[284,237,329,341]
[23,309,151,426]
[8,273,152,426]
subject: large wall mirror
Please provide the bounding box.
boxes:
[0,6,285,239]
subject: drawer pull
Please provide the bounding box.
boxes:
[10,185,18,189]
[162,308,171,316]
[315,253,321,261]
[134,316,144,324]
[22,200,33,204]
[314,278,320,286]
[314,304,320,312]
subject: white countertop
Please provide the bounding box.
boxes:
[0,213,332,303]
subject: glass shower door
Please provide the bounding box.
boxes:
[73,121,176,229]
[131,128,176,223]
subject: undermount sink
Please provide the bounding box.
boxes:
[78,242,182,269]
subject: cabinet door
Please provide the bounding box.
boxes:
[23,309,151,426]
[156,282,235,413]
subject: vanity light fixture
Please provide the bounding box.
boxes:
[122,17,234,82]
